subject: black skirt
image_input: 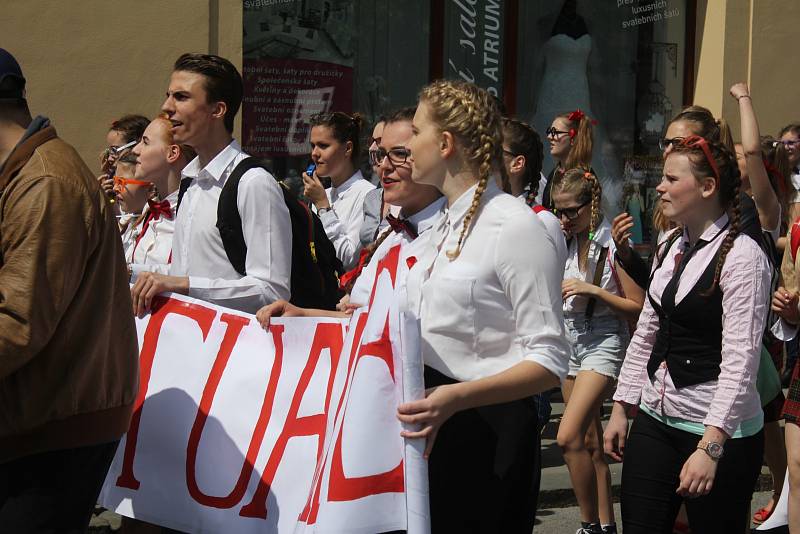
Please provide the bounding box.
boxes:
[424,365,541,533]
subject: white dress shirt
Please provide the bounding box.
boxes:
[563,218,621,318]
[119,212,141,260]
[514,195,568,269]
[350,197,447,307]
[406,180,570,382]
[318,170,376,270]
[169,140,292,313]
[128,190,178,279]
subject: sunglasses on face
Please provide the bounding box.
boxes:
[113,176,152,193]
[546,127,570,139]
[658,136,686,152]
[553,200,590,221]
[370,147,411,167]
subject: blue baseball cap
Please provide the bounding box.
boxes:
[0,48,26,101]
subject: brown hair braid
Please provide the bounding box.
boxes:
[669,138,742,293]
[340,228,394,294]
[419,79,503,260]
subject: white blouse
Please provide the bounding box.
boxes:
[406,180,570,382]
[318,171,376,270]
[350,197,446,307]
[562,218,621,318]
[128,190,178,279]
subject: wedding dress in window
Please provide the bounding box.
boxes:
[533,33,621,214]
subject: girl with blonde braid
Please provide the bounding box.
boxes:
[397,79,570,533]
[552,168,643,534]
[605,137,770,533]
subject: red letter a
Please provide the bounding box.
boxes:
[239,322,344,519]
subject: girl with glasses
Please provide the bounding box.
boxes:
[778,122,800,222]
[541,110,595,210]
[551,168,644,534]
[605,136,770,533]
[303,111,376,270]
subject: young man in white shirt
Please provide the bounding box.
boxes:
[131,53,292,315]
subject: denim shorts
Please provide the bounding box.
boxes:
[565,314,628,379]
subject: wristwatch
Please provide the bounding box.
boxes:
[697,440,724,460]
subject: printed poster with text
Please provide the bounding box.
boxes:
[243,0,355,157]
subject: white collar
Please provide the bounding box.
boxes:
[181,139,242,184]
[405,196,447,235]
[330,170,365,197]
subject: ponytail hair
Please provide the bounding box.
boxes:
[559,109,594,171]
[502,117,543,204]
[310,111,365,164]
[668,105,735,152]
[669,137,742,293]
[419,79,503,260]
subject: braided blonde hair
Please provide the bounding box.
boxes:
[419,80,503,260]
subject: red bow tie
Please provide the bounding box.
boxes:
[147,198,174,220]
[385,214,418,239]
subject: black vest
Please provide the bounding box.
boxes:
[646,240,724,389]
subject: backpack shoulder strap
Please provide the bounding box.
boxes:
[216,157,272,276]
[584,246,609,322]
[175,176,194,213]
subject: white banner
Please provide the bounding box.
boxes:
[100,244,429,533]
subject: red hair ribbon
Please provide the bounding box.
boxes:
[567,109,599,126]
[764,159,787,197]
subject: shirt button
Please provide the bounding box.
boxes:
[685,359,691,364]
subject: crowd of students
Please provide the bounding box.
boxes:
[5,45,800,532]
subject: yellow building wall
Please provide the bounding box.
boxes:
[693,0,800,140]
[748,0,800,138]
[0,0,243,172]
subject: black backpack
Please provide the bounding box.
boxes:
[178,157,343,310]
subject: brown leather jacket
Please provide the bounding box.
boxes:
[0,123,139,462]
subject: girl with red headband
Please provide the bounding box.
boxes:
[551,167,644,534]
[605,136,770,533]
[541,109,595,209]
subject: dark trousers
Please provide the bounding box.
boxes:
[0,441,119,533]
[425,366,541,534]
[621,412,763,534]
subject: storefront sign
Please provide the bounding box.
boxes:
[444,0,505,96]
[242,1,356,157]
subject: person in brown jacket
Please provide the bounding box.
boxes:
[0,48,139,531]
